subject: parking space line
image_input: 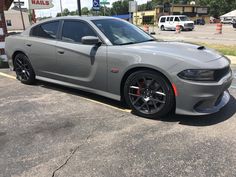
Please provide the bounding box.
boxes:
[0,71,131,113]
[81,97,131,113]
[0,72,16,80]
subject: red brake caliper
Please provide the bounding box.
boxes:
[136,81,144,96]
[136,88,141,96]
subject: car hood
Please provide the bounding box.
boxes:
[127,41,222,63]
[183,21,194,23]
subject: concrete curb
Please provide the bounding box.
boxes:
[226,55,236,65]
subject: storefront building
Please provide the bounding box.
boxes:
[133,4,210,25]
[0,0,13,62]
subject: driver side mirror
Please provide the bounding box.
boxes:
[81,36,101,45]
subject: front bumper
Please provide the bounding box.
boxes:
[184,24,194,30]
[175,70,233,115]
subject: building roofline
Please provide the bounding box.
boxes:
[4,0,14,10]
[156,4,209,8]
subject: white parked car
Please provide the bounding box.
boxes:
[158,15,194,31]
[220,17,233,24]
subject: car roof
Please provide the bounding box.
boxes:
[37,16,116,24]
[160,15,187,18]
[22,16,121,35]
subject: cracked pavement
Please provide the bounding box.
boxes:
[0,68,236,177]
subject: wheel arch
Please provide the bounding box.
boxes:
[12,50,28,70]
[120,66,176,109]
[11,50,32,70]
[160,25,165,30]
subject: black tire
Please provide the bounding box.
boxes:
[124,70,175,118]
[13,53,36,85]
[160,25,165,31]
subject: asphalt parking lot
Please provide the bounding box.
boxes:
[154,24,236,45]
[0,66,236,177]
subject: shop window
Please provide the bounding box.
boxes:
[6,20,12,26]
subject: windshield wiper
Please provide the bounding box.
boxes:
[137,39,156,43]
[118,42,136,45]
[118,39,156,45]
[144,39,156,42]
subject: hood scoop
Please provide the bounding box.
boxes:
[197,46,206,50]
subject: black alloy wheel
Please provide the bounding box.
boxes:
[14,53,35,84]
[124,70,175,118]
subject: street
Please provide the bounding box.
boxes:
[0,65,235,177]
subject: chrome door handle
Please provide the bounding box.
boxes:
[26,44,32,47]
[57,50,64,54]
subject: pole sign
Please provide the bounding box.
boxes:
[100,0,110,5]
[93,0,100,11]
[13,1,25,7]
[129,1,137,13]
[28,0,54,9]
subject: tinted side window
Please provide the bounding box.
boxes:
[160,17,166,22]
[174,17,180,22]
[31,21,59,39]
[62,21,97,43]
[170,17,174,21]
[166,17,170,21]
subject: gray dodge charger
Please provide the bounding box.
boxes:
[5,16,233,118]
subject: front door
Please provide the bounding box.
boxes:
[55,20,107,91]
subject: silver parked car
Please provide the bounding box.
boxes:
[5,17,233,118]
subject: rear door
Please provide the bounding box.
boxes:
[165,17,171,29]
[55,20,107,91]
[26,21,59,77]
[169,17,175,29]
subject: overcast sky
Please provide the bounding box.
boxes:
[18,0,148,17]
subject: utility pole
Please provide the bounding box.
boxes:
[18,0,25,30]
[104,4,106,16]
[60,0,63,15]
[77,0,81,16]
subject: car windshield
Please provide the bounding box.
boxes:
[179,16,190,21]
[92,19,155,45]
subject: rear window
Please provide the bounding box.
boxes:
[31,21,59,39]
[160,17,166,22]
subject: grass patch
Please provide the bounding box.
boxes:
[197,43,236,56]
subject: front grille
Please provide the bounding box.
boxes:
[214,66,231,81]
[184,23,194,27]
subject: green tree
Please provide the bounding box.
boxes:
[198,0,236,17]
[111,0,133,15]
[62,8,70,16]
[81,7,89,15]
[70,10,78,16]
[56,13,62,17]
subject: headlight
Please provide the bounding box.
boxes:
[178,69,215,81]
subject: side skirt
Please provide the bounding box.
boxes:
[36,76,121,101]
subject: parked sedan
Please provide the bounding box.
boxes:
[5,17,233,118]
